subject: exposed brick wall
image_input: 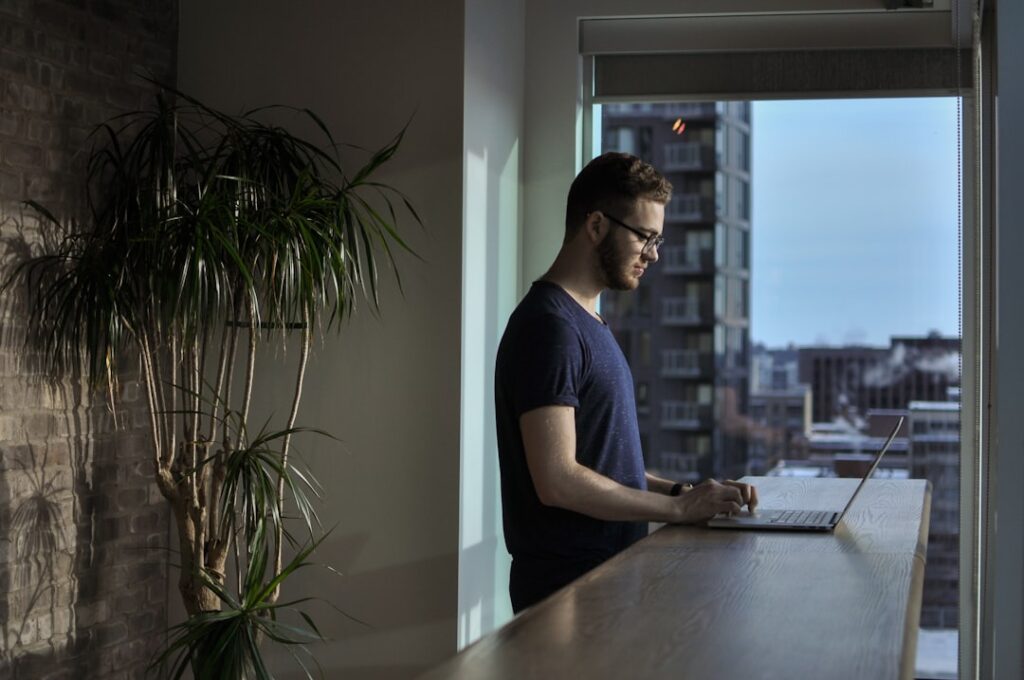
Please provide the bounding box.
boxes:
[0,2,177,678]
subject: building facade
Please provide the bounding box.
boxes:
[798,334,960,423]
[748,386,811,471]
[908,400,960,628]
[600,102,752,482]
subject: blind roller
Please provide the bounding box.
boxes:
[593,49,971,102]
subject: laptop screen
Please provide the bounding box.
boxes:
[834,416,905,525]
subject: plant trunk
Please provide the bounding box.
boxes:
[172,496,228,615]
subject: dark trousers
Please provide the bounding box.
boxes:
[509,555,605,613]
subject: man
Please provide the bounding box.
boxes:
[495,152,758,613]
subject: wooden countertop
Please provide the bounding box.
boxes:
[421,476,931,680]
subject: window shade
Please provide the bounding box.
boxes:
[593,49,971,102]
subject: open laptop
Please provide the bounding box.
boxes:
[706,416,904,531]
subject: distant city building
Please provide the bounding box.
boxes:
[804,411,910,475]
[601,102,752,482]
[751,343,800,392]
[908,400,960,628]
[747,386,810,473]
[798,333,960,423]
[764,410,910,479]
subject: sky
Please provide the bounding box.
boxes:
[750,98,960,348]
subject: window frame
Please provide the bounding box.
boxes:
[581,42,982,680]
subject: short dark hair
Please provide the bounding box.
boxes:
[564,152,672,239]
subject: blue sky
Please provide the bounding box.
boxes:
[750,98,960,348]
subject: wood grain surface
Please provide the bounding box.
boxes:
[420,477,931,680]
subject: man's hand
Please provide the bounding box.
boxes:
[670,479,759,524]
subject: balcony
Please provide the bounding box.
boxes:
[661,297,704,326]
[660,246,712,274]
[657,102,717,120]
[662,142,715,171]
[657,451,701,482]
[602,102,718,120]
[665,193,714,223]
[660,401,710,430]
[660,349,706,378]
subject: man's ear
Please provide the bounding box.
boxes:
[585,211,606,244]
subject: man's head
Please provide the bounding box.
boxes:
[564,153,672,291]
[564,152,672,240]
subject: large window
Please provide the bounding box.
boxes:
[598,98,960,678]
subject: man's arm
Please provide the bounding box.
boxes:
[520,406,755,524]
[645,471,683,496]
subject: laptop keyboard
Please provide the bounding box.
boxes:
[772,510,832,526]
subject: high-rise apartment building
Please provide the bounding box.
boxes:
[908,400,960,628]
[600,102,752,482]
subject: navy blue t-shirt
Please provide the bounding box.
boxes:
[495,281,647,597]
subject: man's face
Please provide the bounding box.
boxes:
[596,199,665,292]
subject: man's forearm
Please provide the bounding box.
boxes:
[544,463,682,523]
[645,471,679,495]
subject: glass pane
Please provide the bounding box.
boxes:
[598,98,960,678]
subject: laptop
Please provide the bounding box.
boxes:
[706,416,904,531]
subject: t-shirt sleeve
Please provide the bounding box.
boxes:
[511,313,585,416]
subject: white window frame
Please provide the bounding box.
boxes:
[578,18,984,680]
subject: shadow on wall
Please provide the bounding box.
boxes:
[0,210,168,679]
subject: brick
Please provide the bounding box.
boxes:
[25,116,55,142]
[116,487,146,510]
[2,141,43,168]
[30,60,63,89]
[0,0,28,18]
[127,510,161,533]
[10,24,40,54]
[0,106,20,135]
[0,168,19,195]
[74,599,109,627]
[0,49,29,76]
[41,34,69,64]
[114,435,146,461]
[9,80,51,113]
[93,620,127,647]
[54,94,84,122]
[34,611,53,641]
[29,1,76,34]
[88,51,119,80]
[40,669,75,680]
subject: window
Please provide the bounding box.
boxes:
[596,99,960,675]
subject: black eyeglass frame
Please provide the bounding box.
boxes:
[599,211,665,256]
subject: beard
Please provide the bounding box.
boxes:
[597,235,638,291]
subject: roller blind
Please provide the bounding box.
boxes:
[582,12,971,101]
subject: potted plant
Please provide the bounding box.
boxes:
[3,86,420,678]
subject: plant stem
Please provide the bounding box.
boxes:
[236,321,256,451]
[270,313,311,603]
[206,319,233,544]
[140,333,176,500]
[167,332,178,468]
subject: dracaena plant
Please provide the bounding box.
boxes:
[3,85,419,678]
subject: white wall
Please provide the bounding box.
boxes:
[459,0,524,647]
[178,1,465,677]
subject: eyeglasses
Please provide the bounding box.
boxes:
[602,212,664,256]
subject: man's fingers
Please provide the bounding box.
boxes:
[724,480,757,508]
[723,501,743,516]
